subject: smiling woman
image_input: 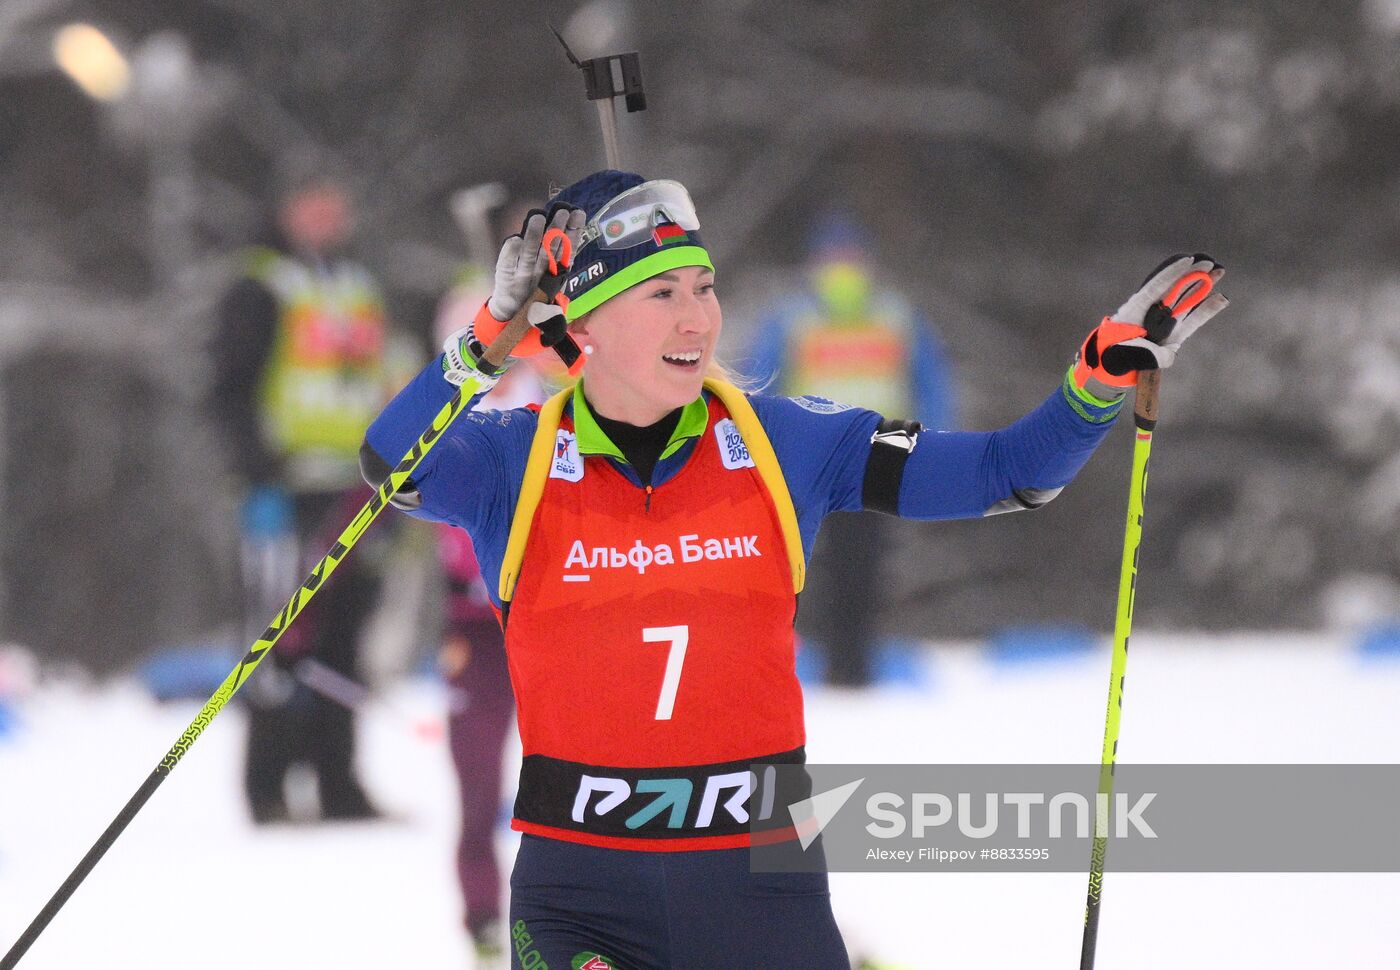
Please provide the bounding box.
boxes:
[568,265,723,425]
[359,169,1227,968]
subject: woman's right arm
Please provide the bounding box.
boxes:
[360,348,481,506]
[363,204,582,513]
[359,349,532,539]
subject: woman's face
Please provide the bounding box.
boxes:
[570,264,722,425]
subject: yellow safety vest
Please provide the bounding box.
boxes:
[246,247,389,490]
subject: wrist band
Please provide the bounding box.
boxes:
[441,325,505,390]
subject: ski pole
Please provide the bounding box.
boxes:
[1078,270,1214,970]
[0,298,541,970]
[292,657,445,743]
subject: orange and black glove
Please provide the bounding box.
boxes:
[442,205,585,385]
[1071,253,1229,403]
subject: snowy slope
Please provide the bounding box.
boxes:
[2,633,1397,968]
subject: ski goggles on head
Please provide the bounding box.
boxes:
[562,179,713,321]
[578,179,701,251]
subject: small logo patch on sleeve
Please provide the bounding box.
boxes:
[793,395,854,415]
[715,418,755,469]
[550,430,584,482]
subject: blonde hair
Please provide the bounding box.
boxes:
[705,358,763,393]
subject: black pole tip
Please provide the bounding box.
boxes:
[548,21,582,67]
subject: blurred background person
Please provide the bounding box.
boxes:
[433,187,554,966]
[209,178,394,825]
[745,212,957,686]
[436,523,512,967]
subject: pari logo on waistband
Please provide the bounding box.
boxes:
[714,418,755,470]
[572,768,765,830]
[550,430,584,482]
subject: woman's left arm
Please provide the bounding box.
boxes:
[750,382,1116,542]
[893,253,1228,519]
[764,253,1229,525]
[892,381,1120,520]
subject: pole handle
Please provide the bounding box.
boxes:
[1133,368,1161,430]
[480,290,545,368]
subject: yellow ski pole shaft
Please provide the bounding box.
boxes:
[1079,368,1160,970]
[0,301,539,970]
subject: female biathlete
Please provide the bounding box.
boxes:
[361,170,1228,968]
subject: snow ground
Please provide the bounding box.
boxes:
[2,632,1397,969]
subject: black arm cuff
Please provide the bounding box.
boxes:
[359,440,422,510]
[861,417,923,516]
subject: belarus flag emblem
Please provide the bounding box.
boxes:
[652,222,689,247]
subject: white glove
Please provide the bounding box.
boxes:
[1073,253,1230,401]
[1108,254,1230,371]
[485,206,585,323]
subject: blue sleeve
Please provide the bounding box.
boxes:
[910,315,957,431]
[364,351,475,477]
[748,395,883,560]
[897,379,1121,520]
[405,407,534,609]
[363,353,533,608]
